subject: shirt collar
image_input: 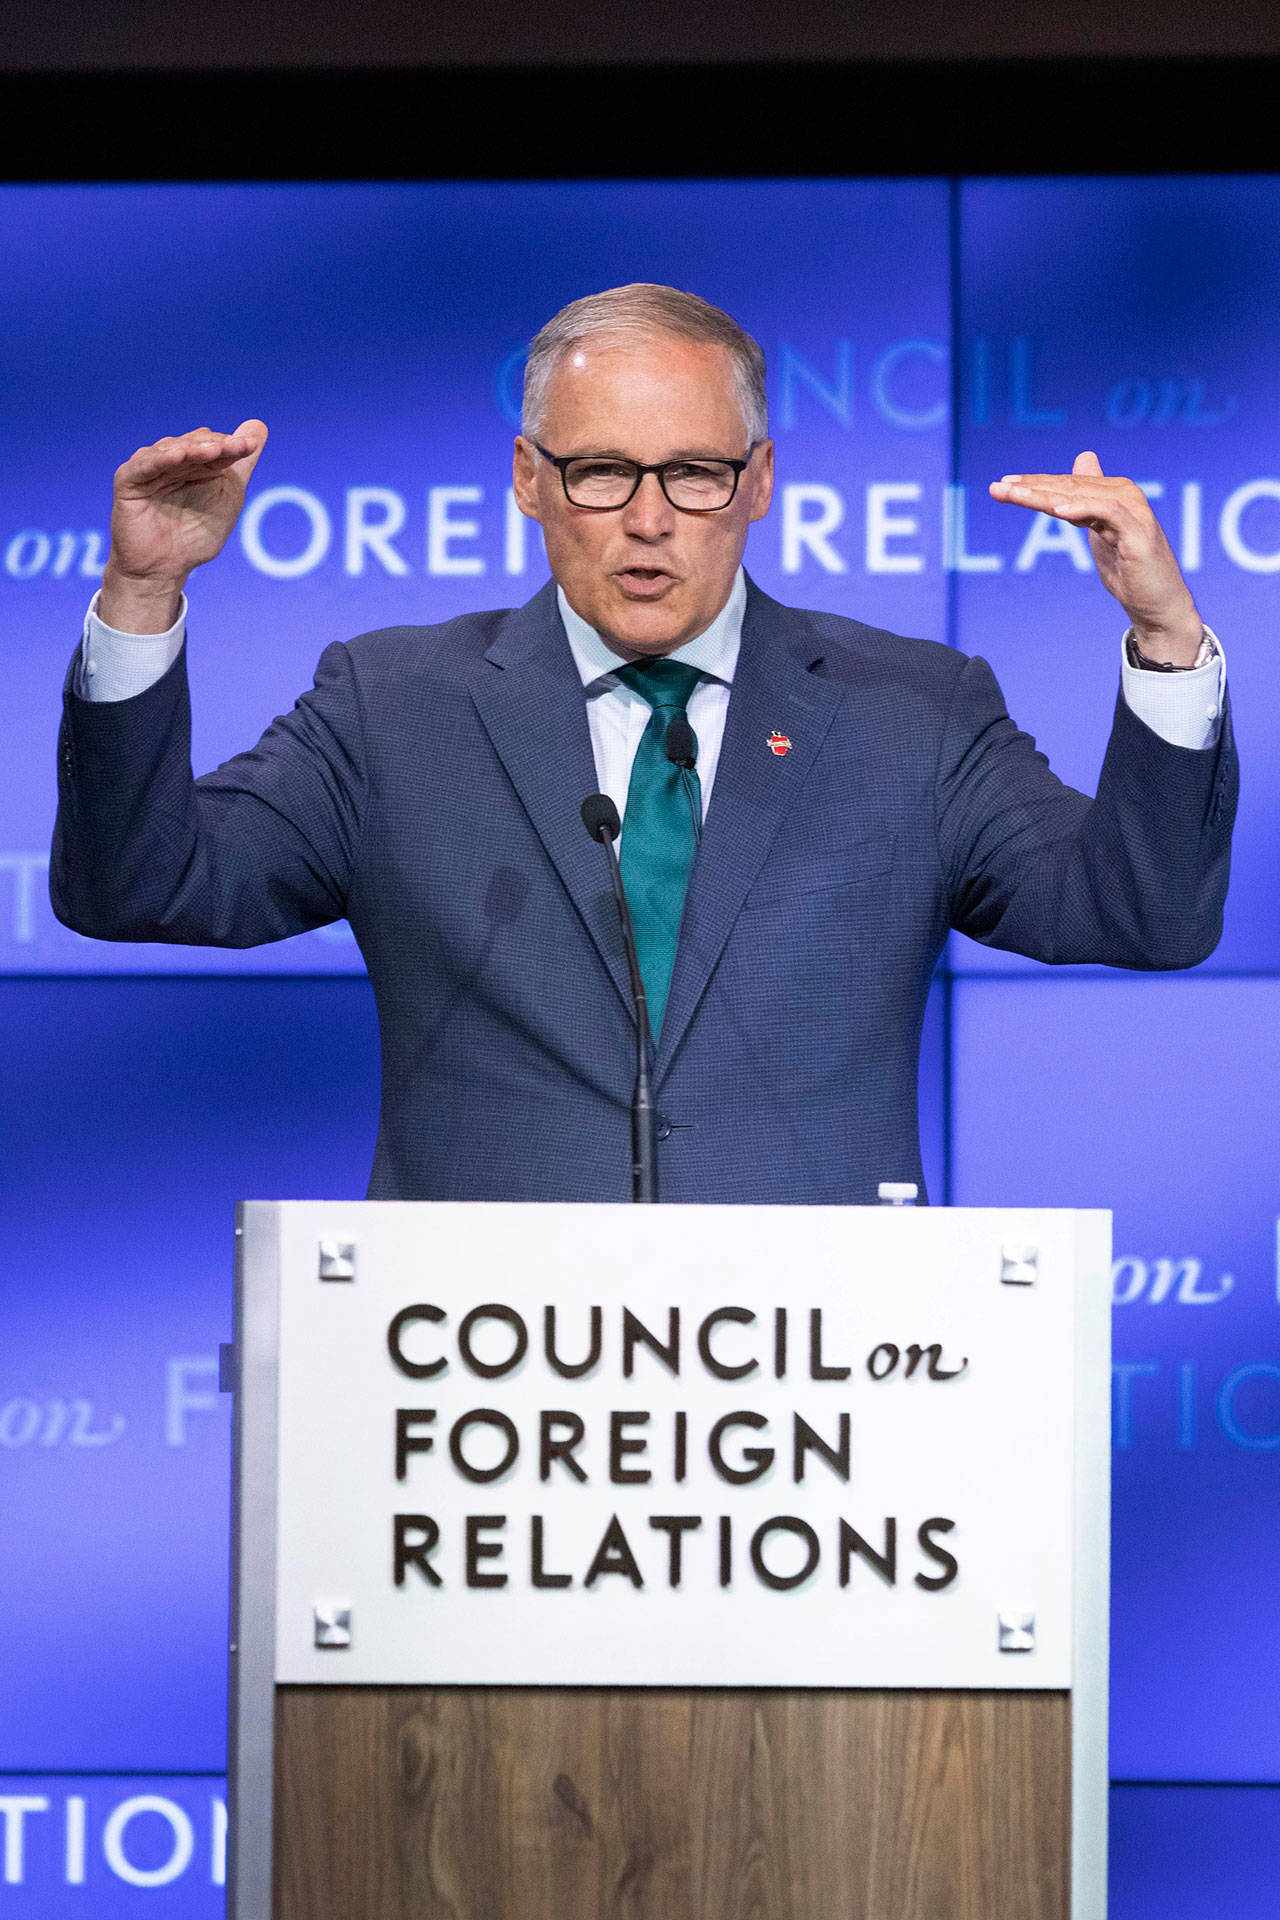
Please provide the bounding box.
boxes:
[557,567,747,693]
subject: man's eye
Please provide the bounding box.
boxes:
[574,461,633,481]
[666,463,738,491]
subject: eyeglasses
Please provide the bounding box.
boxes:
[533,441,759,512]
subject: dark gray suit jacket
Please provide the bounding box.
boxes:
[50,577,1238,1203]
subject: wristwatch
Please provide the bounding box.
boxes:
[1125,628,1215,672]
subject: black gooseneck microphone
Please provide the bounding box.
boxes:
[580,793,658,1203]
[664,718,702,844]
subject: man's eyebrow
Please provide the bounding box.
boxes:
[561,446,741,461]
[663,447,741,461]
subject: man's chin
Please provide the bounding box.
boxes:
[599,585,700,656]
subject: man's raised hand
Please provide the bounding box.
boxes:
[98,421,268,633]
[989,450,1205,666]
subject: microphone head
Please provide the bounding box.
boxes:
[664,719,697,770]
[581,793,621,843]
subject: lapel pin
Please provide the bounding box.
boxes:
[767,732,793,757]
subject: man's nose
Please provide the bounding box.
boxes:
[620,470,675,539]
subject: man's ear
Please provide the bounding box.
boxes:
[512,437,542,520]
[747,439,775,523]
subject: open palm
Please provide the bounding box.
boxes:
[101,420,268,631]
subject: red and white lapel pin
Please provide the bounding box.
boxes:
[767,731,793,757]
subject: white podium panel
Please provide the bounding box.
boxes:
[241,1203,1110,1690]
[229,1201,1111,1920]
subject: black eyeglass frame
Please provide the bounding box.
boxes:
[532,440,761,512]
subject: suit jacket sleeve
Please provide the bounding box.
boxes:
[936,652,1237,969]
[50,637,366,946]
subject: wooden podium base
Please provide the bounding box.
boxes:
[273,1686,1070,1919]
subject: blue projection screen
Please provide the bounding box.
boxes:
[951,975,1280,1781]
[951,177,1280,977]
[1,176,1278,1912]
[0,180,950,971]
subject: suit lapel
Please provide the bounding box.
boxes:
[656,583,844,1079]
[470,582,635,1014]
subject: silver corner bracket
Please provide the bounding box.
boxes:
[314,1602,353,1649]
[1000,1243,1038,1285]
[318,1238,357,1282]
[998,1610,1036,1652]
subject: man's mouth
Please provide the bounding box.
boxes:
[615,567,676,598]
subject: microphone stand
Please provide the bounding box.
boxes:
[664,718,702,848]
[582,796,658,1203]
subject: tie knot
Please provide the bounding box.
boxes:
[616,658,702,714]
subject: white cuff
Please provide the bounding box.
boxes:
[77,589,188,702]
[1120,627,1226,751]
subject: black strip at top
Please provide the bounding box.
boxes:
[1,57,1279,183]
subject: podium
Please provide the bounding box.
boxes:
[226,1201,1111,1920]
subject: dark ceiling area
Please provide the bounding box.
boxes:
[2,0,1278,178]
[6,0,1280,69]
[2,57,1277,180]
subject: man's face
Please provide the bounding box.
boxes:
[512,331,773,659]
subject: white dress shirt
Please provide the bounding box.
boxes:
[76,571,1227,801]
[557,569,746,823]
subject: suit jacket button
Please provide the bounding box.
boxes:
[655,1114,673,1142]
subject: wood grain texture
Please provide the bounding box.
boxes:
[274,1686,1070,1920]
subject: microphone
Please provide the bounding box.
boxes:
[664,718,696,769]
[580,792,620,843]
[580,794,658,1203]
[664,718,702,844]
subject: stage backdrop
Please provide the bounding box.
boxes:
[1,180,1277,1914]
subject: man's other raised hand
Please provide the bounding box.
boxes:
[990,450,1205,666]
[98,421,269,633]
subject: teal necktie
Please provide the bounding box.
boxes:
[615,658,703,1042]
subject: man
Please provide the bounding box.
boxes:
[51,284,1236,1203]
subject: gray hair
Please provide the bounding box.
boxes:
[521,283,768,446]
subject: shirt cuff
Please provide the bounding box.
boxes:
[76,590,188,702]
[1120,627,1226,751]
